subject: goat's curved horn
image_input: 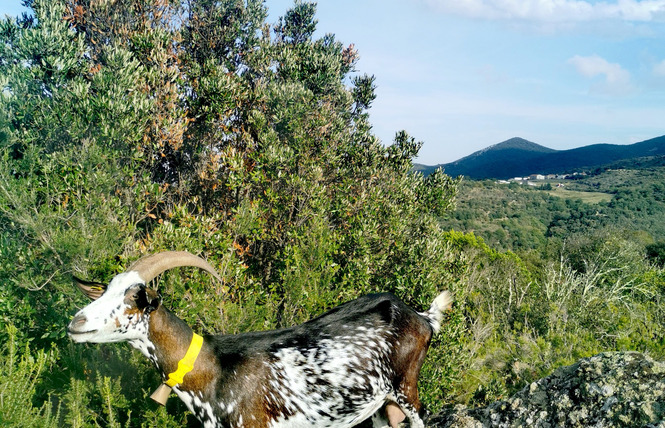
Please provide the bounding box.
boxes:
[128,251,222,285]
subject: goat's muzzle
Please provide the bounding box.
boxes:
[67,314,97,340]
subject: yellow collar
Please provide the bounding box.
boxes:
[165,332,203,387]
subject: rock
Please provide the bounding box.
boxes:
[427,352,665,428]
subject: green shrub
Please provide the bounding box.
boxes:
[0,325,59,427]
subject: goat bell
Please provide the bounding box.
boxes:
[150,383,172,406]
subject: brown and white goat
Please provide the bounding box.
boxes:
[68,251,452,428]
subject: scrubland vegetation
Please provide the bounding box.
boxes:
[1,1,664,426]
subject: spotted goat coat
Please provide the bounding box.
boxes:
[69,271,451,428]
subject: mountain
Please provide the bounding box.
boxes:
[415,135,665,179]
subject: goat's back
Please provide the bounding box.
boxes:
[197,292,434,427]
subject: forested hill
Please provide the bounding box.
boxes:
[415,135,665,179]
[439,167,665,253]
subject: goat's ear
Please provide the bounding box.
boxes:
[135,286,161,314]
[73,276,107,301]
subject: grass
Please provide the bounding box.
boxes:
[546,186,613,204]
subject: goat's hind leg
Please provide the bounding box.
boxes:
[371,401,424,428]
[371,402,407,428]
[390,329,431,427]
[393,400,425,428]
[370,410,390,428]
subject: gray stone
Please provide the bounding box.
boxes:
[427,352,665,427]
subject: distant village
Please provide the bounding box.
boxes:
[497,172,587,186]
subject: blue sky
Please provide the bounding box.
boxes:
[3,1,665,164]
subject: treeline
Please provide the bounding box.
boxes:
[1,1,664,427]
[441,168,665,254]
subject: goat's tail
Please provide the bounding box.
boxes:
[420,290,453,334]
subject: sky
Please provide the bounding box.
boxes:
[3,1,665,164]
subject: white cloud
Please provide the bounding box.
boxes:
[568,55,629,82]
[421,0,665,22]
[654,59,665,77]
[568,54,634,95]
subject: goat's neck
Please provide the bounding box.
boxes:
[129,307,216,390]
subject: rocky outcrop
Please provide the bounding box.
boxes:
[428,352,665,427]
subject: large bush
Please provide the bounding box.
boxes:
[0,0,464,425]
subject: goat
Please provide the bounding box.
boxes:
[68,251,452,428]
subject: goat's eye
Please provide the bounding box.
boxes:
[132,293,140,301]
